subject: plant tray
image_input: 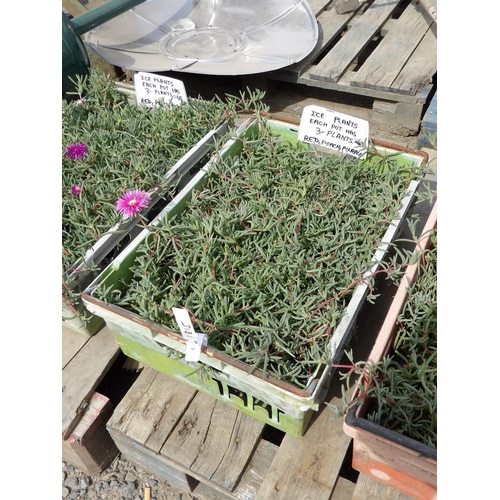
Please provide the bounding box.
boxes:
[82,116,427,436]
[62,94,230,336]
[343,202,437,500]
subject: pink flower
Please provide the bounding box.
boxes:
[115,189,151,218]
[70,184,82,196]
[65,143,88,160]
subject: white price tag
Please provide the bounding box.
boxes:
[134,72,188,108]
[172,307,207,362]
[298,105,369,158]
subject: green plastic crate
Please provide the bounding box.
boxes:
[82,117,425,435]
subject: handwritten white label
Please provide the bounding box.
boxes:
[134,72,188,108]
[298,105,369,158]
[172,307,207,362]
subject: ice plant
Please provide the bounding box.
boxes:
[62,68,267,331]
[65,142,88,160]
[116,189,151,218]
[96,121,429,387]
[70,184,82,197]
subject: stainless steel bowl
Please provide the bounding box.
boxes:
[84,0,318,75]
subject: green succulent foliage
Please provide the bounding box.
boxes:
[62,68,267,316]
[97,114,428,388]
[328,227,437,448]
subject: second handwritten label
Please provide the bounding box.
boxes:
[298,105,369,158]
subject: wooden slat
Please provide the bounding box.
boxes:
[349,0,432,93]
[62,326,121,439]
[108,427,196,492]
[331,476,357,500]
[192,439,279,500]
[309,0,404,83]
[390,21,437,95]
[307,0,335,17]
[255,381,353,500]
[62,325,89,369]
[276,6,358,82]
[107,367,197,452]
[103,360,431,500]
[63,392,118,475]
[162,392,265,492]
[351,473,416,500]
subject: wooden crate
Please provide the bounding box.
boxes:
[107,365,417,500]
[62,325,121,474]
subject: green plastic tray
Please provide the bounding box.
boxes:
[82,116,425,435]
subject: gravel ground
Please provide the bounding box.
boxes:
[62,455,199,500]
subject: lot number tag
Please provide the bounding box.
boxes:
[134,72,188,108]
[172,307,207,362]
[298,105,369,158]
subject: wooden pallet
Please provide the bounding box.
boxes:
[107,365,416,500]
[62,325,122,474]
[263,0,437,135]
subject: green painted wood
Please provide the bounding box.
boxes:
[108,329,313,436]
[417,91,437,150]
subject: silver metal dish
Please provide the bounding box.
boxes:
[84,0,318,75]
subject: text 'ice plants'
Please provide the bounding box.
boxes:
[116,189,151,218]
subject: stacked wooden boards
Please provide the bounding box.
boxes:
[107,366,417,500]
[62,326,121,474]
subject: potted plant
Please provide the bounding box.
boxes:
[62,69,266,335]
[82,114,431,436]
[332,201,437,499]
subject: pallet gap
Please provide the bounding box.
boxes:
[95,351,143,408]
[338,440,360,483]
[261,424,285,446]
[349,36,384,72]
[273,80,375,110]
[311,30,345,67]
[392,0,413,19]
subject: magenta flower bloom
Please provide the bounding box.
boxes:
[70,184,82,197]
[65,143,88,160]
[116,189,151,218]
